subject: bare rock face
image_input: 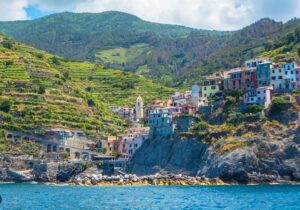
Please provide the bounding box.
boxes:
[126,139,208,176]
[33,162,59,182]
[127,136,300,183]
[56,164,86,182]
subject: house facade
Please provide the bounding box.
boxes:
[118,124,149,159]
[201,73,223,98]
[243,86,273,109]
[270,63,297,91]
[149,109,174,139]
[226,68,244,90]
[257,61,272,87]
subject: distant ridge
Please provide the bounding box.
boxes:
[0,11,299,86]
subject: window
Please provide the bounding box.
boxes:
[272,76,276,80]
[285,71,288,75]
[278,76,283,79]
[272,70,275,73]
[211,85,216,90]
[291,71,294,74]
[204,87,207,90]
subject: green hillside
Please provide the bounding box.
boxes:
[1,12,299,87]
[0,35,174,136]
[0,11,231,86]
[259,19,300,62]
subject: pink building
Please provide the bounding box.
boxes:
[118,124,149,160]
[243,86,273,109]
[179,104,197,115]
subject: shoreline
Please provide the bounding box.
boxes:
[1,179,299,187]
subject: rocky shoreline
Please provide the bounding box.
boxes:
[70,173,226,186]
[2,173,299,187]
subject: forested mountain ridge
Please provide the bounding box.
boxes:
[0,12,299,87]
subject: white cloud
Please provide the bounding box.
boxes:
[0,0,299,30]
[0,0,28,21]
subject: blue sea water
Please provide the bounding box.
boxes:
[0,183,299,210]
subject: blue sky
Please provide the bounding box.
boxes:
[0,0,299,30]
[25,5,49,19]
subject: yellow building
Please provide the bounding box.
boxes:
[201,73,223,98]
[100,136,118,156]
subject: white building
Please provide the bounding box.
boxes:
[270,63,297,91]
[243,86,273,109]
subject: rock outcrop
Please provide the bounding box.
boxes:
[32,162,59,182]
[126,139,208,176]
[127,136,300,183]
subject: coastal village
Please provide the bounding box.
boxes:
[3,57,300,164]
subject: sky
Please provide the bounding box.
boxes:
[0,0,299,30]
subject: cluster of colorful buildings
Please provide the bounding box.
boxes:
[104,57,300,159]
[96,124,149,160]
[145,58,300,140]
[200,58,300,108]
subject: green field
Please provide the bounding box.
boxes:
[95,44,152,64]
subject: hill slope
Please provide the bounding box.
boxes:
[1,12,299,86]
[0,35,174,135]
[0,11,206,60]
[0,12,230,85]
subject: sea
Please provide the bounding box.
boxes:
[0,183,299,210]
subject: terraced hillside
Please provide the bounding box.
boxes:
[0,35,174,136]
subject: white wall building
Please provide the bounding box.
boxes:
[270,63,297,91]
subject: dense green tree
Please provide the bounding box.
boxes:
[242,105,264,114]
[0,100,12,113]
[270,97,288,114]
[50,56,60,65]
[38,85,46,94]
[87,98,96,107]
[2,40,13,49]
[285,32,295,44]
[264,40,273,51]
[4,60,13,66]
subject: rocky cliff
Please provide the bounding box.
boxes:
[126,139,208,176]
[127,94,300,183]
[127,135,300,183]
